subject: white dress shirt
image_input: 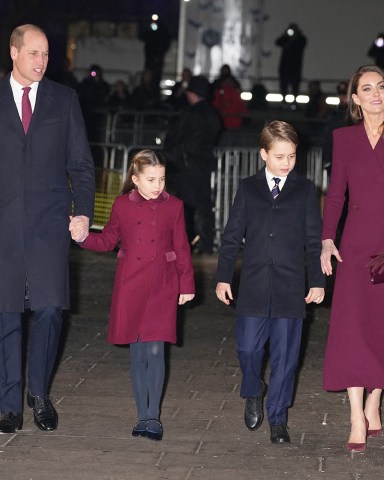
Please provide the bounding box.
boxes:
[265,168,287,192]
[10,73,39,119]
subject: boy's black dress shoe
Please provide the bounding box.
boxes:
[0,412,23,433]
[27,392,58,431]
[244,381,265,430]
[270,423,290,443]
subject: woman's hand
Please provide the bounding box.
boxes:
[178,294,195,305]
[320,239,342,276]
[215,282,233,305]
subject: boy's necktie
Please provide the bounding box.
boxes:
[22,86,32,133]
[271,177,281,199]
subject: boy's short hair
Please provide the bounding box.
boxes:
[259,120,298,151]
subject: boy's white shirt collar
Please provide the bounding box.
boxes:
[265,168,287,191]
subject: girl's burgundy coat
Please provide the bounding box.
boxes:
[82,190,195,344]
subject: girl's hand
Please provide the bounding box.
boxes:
[320,239,342,276]
[178,294,195,305]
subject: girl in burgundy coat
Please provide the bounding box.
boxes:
[71,149,195,441]
[321,65,384,453]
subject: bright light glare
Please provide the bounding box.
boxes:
[326,96,340,105]
[162,89,173,96]
[266,93,283,102]
[295,95,309,104]
[150,23,158,31]
[152,14,159,21]
[285,94,295,103]
[155,137,162,145]
[160,79,175,88]
[241,92,252,101]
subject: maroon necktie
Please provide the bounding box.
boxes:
[22,86,32,133]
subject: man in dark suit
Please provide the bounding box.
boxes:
[0,24,95,433]
[215,121,324,443]
[164,75,222,254]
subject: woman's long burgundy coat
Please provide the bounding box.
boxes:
[82,190,195,344]
[322,124,384,392]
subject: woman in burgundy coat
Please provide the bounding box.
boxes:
[72,150,195,441]
[321,65,384,452]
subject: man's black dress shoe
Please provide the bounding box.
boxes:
[270,423,291,443]
[27,392,58,431]
[244,382,265,430]
[0,412,23,433]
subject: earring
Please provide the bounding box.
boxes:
[357,105,363,119]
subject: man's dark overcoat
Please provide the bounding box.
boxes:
[216,168,324,319]
[0,74,95,312]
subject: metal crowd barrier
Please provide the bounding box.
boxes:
[90,143,325,249]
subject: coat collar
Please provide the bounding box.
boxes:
[128,189,170,205]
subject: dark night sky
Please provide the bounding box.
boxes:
[0,0,180,71]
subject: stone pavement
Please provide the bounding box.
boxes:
[1,247,383,479]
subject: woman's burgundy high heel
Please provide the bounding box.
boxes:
[367,410,383,438]
[346,417,368,453]
[367,427,383,438]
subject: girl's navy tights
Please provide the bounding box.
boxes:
[130,339,165,420]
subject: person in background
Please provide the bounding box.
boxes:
[71,149,195,442]
[168,67,192,111]
[164,75,222,254]
[131,69,162,110]
[321,65,384,453]
[0,24,95,434]
[211,64,241,94]
[107,79,131,111]
[305,80,329,119]
[216,120,324,444]
[78,63,110,112]
[211,65,248,129]
[275,23,307,98]
[367,33,384,70]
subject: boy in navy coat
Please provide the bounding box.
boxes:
[215,121,325,443]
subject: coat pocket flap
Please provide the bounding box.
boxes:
[165,251,177,262]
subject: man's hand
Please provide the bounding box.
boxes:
[69,215,90,243]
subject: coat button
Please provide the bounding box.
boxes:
[136,256,141,260]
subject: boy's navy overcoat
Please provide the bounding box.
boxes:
[216,168,324,319]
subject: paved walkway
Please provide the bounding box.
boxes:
[1,247,383,479]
